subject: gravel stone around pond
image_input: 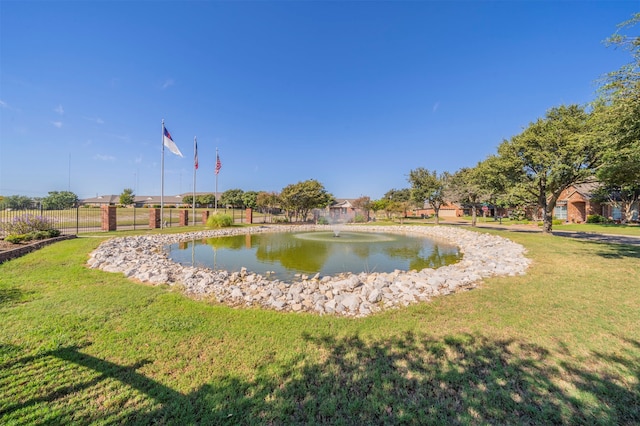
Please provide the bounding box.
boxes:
[87,225,531,317]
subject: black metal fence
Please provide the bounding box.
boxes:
[0,207,257,238]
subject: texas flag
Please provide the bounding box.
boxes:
[163,127,183,157]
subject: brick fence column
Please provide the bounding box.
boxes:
[179,210,189,226]
[245,208,253,224]
[202,210,210,225]
[149,208,161,229]
[101,205,117,231]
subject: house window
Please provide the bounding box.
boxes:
[612,207,622,221]
[554,205,567,220]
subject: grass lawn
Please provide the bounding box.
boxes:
[1,226,639,424]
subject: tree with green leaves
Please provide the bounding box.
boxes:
[279,179,333,222]
[593,14,640,222]
[256,191,280,222]
[119,188,135,206]
[1,194,34,209]
[220,189,245,209]
[408,168,449,225]
[382,188,413,219]
[199,193,216,207]
[370,198,388,220]
[352,196,372,222]
[41,191,78,210]
[447,166,492,226]
[494,104,596,234]
[242,191,259,210]
[182,194,195,206]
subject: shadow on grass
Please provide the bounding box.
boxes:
[0,287,24,307]
[1,333,638,424]
[569,239,640,259]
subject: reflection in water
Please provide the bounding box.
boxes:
[166,231,461,282]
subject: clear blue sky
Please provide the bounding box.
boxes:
[1,1,637,200]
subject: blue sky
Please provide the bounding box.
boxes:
[1,1,637,200]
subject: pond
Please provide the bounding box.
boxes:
[166,230,462,282]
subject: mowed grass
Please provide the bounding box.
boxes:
[1,227,639,425]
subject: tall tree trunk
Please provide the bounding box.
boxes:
[540,193,553,235]
[542,208,553,234]
[471,205,477,227]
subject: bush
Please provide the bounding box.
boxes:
[317,216,329,225]
[354,214,367,223]
[587,214,612,224]
[206,213,233,228]
[3,228,60,245]
[0,214,56,235]
[5,234,29,244]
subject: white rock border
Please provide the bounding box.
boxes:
[87,225,531,317]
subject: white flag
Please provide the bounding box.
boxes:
[163,126,183,157]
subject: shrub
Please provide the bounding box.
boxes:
[317,216,329,225]
[587,214,612,224]
[354,214,367,223]
[3,228,60,245]
[0,214,56,235]
[5,234,29,244]
[206,213,233,228]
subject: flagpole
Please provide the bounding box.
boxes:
[161,119,165,229]
[193,136,197,226]
[215,147,219,213]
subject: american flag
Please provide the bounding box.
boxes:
[194,139,199,170]
[215,153,222,175]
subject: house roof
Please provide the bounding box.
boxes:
[330,199,357,209]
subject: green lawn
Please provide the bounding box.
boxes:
[1,227,639,424]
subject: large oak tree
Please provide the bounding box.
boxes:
[495,104,597,234]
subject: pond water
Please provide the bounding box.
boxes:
[166,231,461,282]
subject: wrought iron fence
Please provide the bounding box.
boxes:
[0,206,259,238]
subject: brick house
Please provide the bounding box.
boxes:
[553,182,614,223]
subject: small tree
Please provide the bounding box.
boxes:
[1,195,34,209]
[41,191,78,210]
[408,168,448,225]
[370,199,388,220]
[280,179,333,222]
[199,193,216,207]
[242,191,259,210]
[448,166,492,226]
[383,188,412,219]
[351,196,372,221]
[220,189,245,209]
[256,191,280,222]
[119,188,135,206]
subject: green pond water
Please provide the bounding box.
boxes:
[166,231,461,282]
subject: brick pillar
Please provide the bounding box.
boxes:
[202,210,210,225]
[101,205,117,231]
[149,208,161,229]
[245,208,253,224]
[179,210,189,226]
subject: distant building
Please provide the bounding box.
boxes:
[80,194,188,208]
